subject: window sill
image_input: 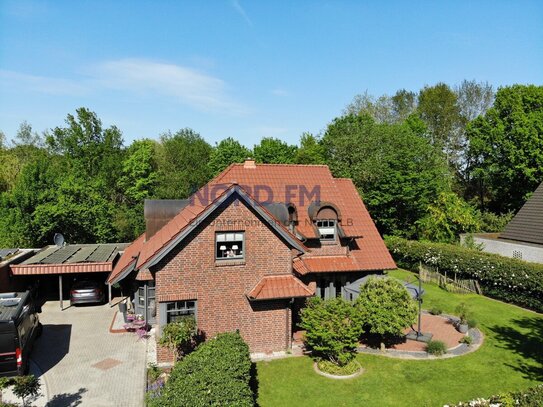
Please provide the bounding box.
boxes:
[215,259,246,267]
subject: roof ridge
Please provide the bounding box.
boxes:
[229,163,330,168]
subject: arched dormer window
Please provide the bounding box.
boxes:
[315,206,338,241]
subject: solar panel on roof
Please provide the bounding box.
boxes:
[86,245,117,262]
[22,246,59,264]
[69,246,97,263]
[41,246,80,264]
[0,249,18,260]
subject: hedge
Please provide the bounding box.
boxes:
[385,236,543,313]
[445,384,543,406]
[147,332,254,407]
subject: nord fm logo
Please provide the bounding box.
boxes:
[189,183,321,207]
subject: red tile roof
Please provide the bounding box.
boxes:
[215,165,396,271]
[247,275,314,300]
[11,262,113,275]
[110,162,396,283]
[107,234,145,283]
[293,256,361,275]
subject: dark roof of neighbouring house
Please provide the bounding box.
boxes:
[500,182,543,245]
[0,249,19,261]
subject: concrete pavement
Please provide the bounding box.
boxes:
[6,301,147,407]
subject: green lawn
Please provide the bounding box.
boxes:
[256,269,543,407]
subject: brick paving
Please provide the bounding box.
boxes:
[392,313,465,351]
[30,301,147,407]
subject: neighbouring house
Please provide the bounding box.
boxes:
[464,182,543,264]
[0,249,37,292]
[108,161,396,362]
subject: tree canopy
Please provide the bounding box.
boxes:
[0,81,538,246]
[467,84,543,213]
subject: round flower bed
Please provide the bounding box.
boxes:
[313,359,363,379]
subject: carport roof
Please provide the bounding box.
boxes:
[10,243,128,275]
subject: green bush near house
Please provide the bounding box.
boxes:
[354,277,418,345]
[147,332,253,407]
[385,236,543,312]
[158,316,198,360]
[299,297,364,366]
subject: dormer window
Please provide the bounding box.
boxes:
[316,219,336,241]
[216,232,244,260]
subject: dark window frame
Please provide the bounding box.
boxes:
[316,219,336,241]
[215,231,245,260]
[164,300,197,324]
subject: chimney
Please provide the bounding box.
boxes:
[244,158,256,169]
[144,199,189,240]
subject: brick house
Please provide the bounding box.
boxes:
[108,161,395,362]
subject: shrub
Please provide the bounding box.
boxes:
[467,318,478,329]
[429,307,443,315]
[455,303,472,325]
[385,236,543,312]
[300,297,363,366]
[426,340,447,356]
[148,332,253,407]
[147,363,161,383]
[447,384,543,406]
[460,335,473,346]
[355,277,417,342]
[158,317,198,360]
[10,375,41,407]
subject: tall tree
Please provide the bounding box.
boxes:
[115,139,160,240]
[322,114,451,238]
[253,137,298,164]
[156,129,213,199]
[344,89,417,124]
[456,80,494,123]
[467,84,543,213]
[208,137,251,176]
[417,83,462,167]
[295,133,326,165]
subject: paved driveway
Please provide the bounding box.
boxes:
[31,301,146,407]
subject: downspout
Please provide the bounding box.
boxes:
[287,298,294,351]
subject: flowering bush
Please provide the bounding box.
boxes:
[445,384,543,406]
[385,237,543,312]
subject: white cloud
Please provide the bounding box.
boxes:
[0,70,88,96]
[231,0,253,27]
[271,88,289,96]
[92,59,244,113]
[0,59,246,114]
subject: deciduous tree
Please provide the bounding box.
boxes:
[466,84,543,213]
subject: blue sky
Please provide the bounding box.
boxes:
[1,1,542,147]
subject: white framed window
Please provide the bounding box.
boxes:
[215,232,244,260]
[316,219,336,241]
[164,300,196,324]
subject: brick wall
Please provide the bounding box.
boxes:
[153,196,296,363]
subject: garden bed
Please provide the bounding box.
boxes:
[313,359,363,379]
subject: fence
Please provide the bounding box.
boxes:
[418,263,482,295]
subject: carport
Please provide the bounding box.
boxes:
[10,243,127,310]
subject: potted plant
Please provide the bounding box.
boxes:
[455,303,471,333]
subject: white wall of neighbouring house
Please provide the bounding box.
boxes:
[462,234,543,264]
